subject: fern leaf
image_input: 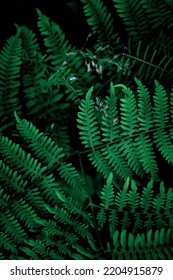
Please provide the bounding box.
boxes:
[0,159,28,195]
[114,177,129,211]
[0,135,47,183]
[124,39,173,83]
[128,180,140,213]
[88,150,113,179]
[100,172,114,209]
[11,198,39,229]
[140,179,154,214]
[143,1,172,29]
[119,138,144,177]
[135,134,159,179]
[115,84,138,136]
[15,112,65,168]
[23,239,50,259]
[77,87,102,148]
[109,209,118,238]
[97,207,106,229]
[57,162,87,204]
[152,182,166,212]
[72,244,94,259]
[153,129,173,164]
[153,81,173,163]
[0,35,22,124]
[135,77,153,131]
[36,9,73,65]
[0,231,18,254]
[15,25,54,118]
[113,0,149,38]
[165,187,173,215]
[102,144,133,180]
[81,0,117,47]
[0,211,27,243]
[153,80,169,128]
[101,82,121,143]
[15,24,39,57]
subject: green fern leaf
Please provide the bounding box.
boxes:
[135,134,159,179]
[102,144,133,180]
[0,35,22,124]
[81,0,117,47]
[114,177,129,211]
[134,77,153,131]
[115,84,138,136]
[15,112,65,168]
[140,179,154,214]
[0,135,47,183]
[153,80,169,128]
[77,87,102,148]
[101,82,121,143]
[100,172,114,209]
[113,0,149,38]
[97,207,106,229]
[36,8,73,65]
[128,180,140,213]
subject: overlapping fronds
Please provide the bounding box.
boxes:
[77,78,173,181]
[1,0,173,261]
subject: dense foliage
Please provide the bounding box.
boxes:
[0,0,173,259]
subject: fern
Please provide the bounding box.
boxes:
[0,111,173,259]
[77,86,102,148]
[77,78,173,182]
[0,36,22,125]
[1,0,173,260]
[113,0,150,39]
[81,0,118,47]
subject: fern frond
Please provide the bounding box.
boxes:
[0,135,47,182]
[153,129,173,164]
[143,0,172,29]
[81,0,117,47]
[100,172,114,209]
[0,231,18,254]
[77,87,102,148]
[124,39,173,83]
[153,80,169,128]
[88,150,113,179]
[11,198,38,229]
[97,207,106,229]
[135,134,159,180]
[36,9,88,103]
[118,138,144,177]
[15,25,57,119]
[114,176,129,211]
[57,162,87,203]
[0,35,22,124]
[140,179,154,214]
[22,239,51,259]
[36,8,73,65]
[15,112,65,168]
[16,24,39,59]
[115,84,138,136]
[101,144,133,180]
[0,159,28,195]
[113,0,149,38]
[127,180,140,213]
[101,82,121,143]
[112,228,173,260]
[49,123,72,156]
[0,211,27,243]
[135,77,153,131]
